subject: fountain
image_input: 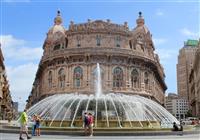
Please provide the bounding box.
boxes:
[95,63,102,98]
[27,63,179,129]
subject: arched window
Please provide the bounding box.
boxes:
[129,40,132,49]
[144,72,149,90]
[65,38,68,48]
[115,36,121,47]
[131,69,139,88]
[48,71,53,88]
[137,35,143,44]
[58,68,65,88]
[96,35,101,46]
[113,67,123,88]
[74,66,83,88]
[53,44,61,50]
[76,36,81,47]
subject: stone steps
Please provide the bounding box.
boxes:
[1,125,199,136]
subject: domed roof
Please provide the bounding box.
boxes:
[52,25,65,34]
[133,25,150,34]
[47,10,66,35]
[133,12,150,35]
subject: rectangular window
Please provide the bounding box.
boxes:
[96,35,101,46]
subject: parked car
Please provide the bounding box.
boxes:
[182,117,199,125]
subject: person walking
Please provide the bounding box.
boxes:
[19,109,31,140]
[88,112,94,136]
[83,112,89,136]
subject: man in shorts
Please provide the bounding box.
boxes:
[19,109,31,140]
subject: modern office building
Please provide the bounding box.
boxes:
[177,40,198,100]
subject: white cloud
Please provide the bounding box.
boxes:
[156,49,176,59]
[0,35,43,61]
[155,49,178,63]
[153,38,167,46]
[7,63,38,111]
[155,9,164,16]
[180,28,199,38]
[1,35,26,47]
[0,34,42,111]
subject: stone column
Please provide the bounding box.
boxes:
[105,64,109,91]
[141,69,145,91]
[88,64,91,91]
[52,67,56,91]
[69,65,72,90]
[109,65,112,91]
[65,66,69,90]
[83,65,87,89]
[126,66,130,89]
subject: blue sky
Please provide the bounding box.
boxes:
[0,0,199,111]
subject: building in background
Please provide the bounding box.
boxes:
[165,93,178,115]
[12,102,19,119]
[177,40,198,100]
[189,40,200,117]
[13,102,18,113]
[0,44,14,120]
[165,93,189,120]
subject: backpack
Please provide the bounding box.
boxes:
[88,115,94,125]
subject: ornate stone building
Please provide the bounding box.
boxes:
[0,43,14,120]
[26,11,167,109]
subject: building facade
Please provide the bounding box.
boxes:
[189,40,200,117]
[0,44,14,120]
[165,93,189,120]
[177,40,198,100]
[26,11,167,109]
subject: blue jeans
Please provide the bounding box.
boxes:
[32,124,36,136]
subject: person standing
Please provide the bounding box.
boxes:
[35,115,41,136]
[31,115,36,136]
[83,112,89,136]
[88,113,94,136]
[19,109,31,140]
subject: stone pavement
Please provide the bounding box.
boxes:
[0,133,200,140]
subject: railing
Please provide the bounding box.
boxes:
[42,47,155,62]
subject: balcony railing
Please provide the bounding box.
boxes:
[42,47,155,62]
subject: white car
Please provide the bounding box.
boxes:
[182,120,192,125]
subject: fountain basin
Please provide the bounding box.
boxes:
[27,93,179,129]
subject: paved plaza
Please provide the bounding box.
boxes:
[0,133,200,140]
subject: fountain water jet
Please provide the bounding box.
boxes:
[95,63,102,98]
